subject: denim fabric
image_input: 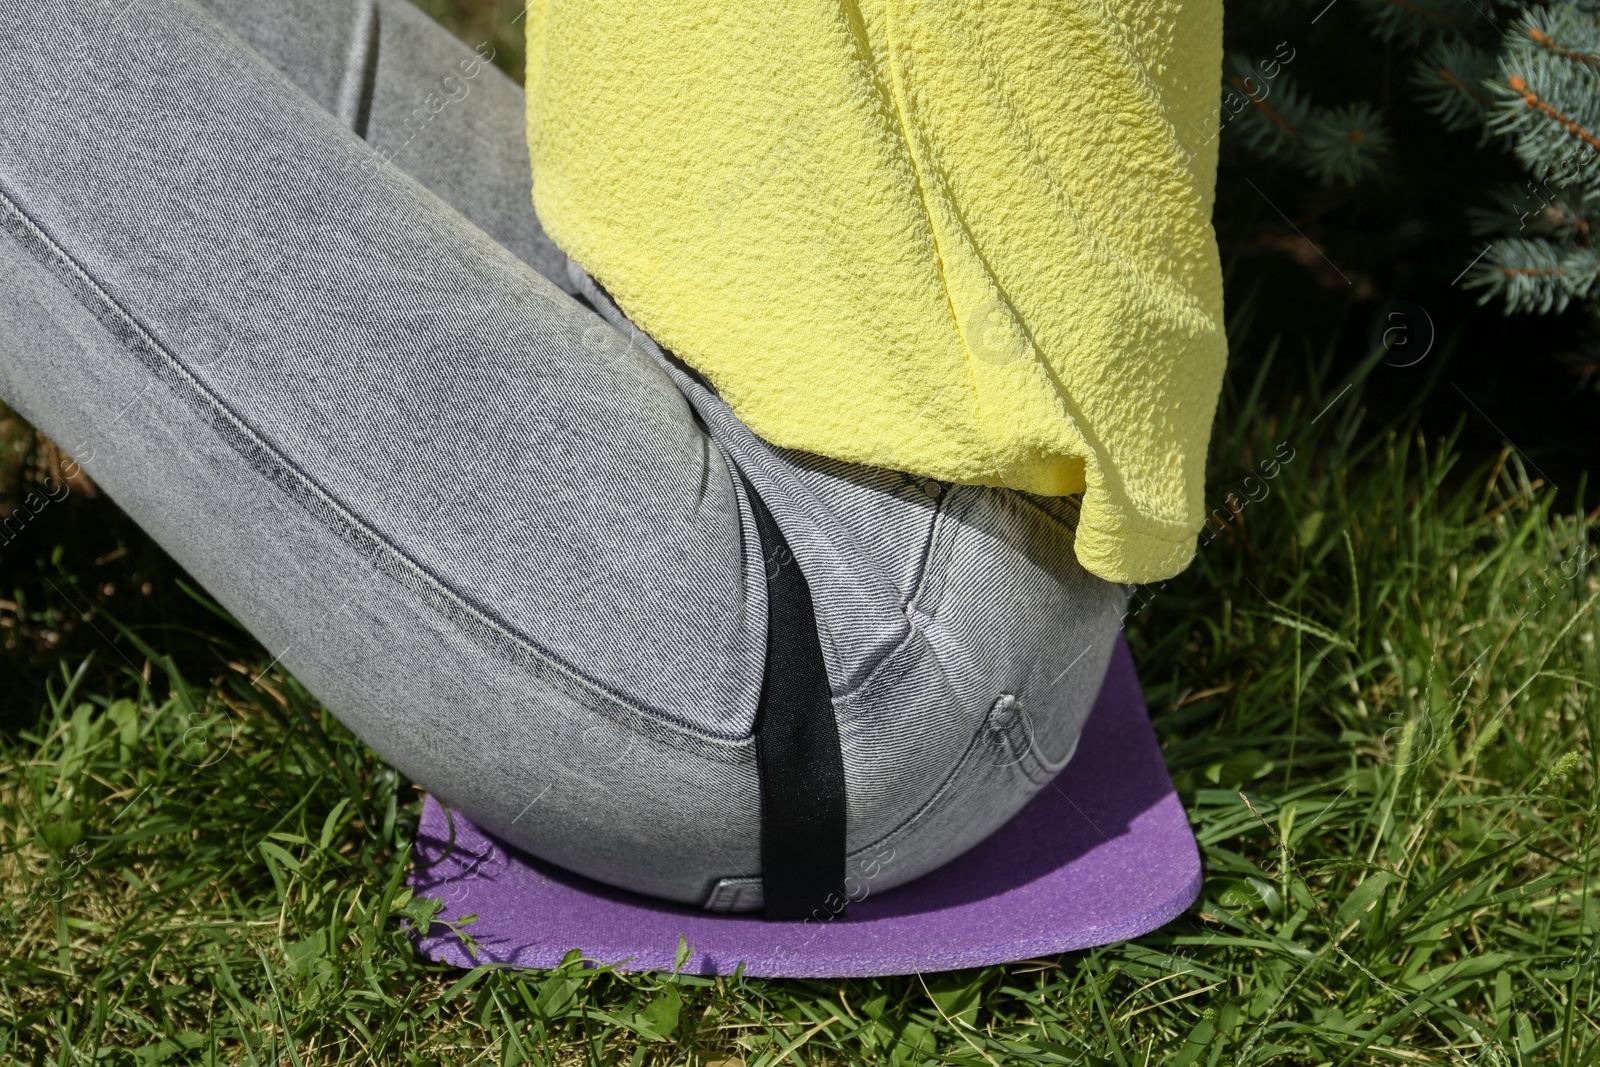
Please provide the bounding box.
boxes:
[0,0,1127,911]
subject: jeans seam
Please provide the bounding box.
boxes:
[833,626,927,725]
[901,480,945,611]
[0,179,753,756]
[905,482,977,622]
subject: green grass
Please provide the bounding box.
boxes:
[3,7,1599,1064]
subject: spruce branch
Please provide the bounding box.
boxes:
[1223,0,1600,330]
[1505,73,1600,150]
[1520,3,1600,68]
[1468,179,1599,237]
[1219,55,1393,186]
[1412,38,1498,139]
[1463,237,1600,314]
[1228,75,1302,137]
[1221,52,1313,163]
[1487,5,1600,177]
[1301,102,1396,185]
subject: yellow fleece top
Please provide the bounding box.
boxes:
[524,0,1227,583]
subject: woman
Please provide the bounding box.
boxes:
[0,0,1223,920]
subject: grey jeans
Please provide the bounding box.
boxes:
[0,0,1128,910]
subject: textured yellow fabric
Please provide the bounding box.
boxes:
[524,0,1227,583]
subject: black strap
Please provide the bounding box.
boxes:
[738,470,848,922]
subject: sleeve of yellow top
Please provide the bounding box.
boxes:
[523,0,1228,586]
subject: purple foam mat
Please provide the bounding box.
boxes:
[408,636,1200,977]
